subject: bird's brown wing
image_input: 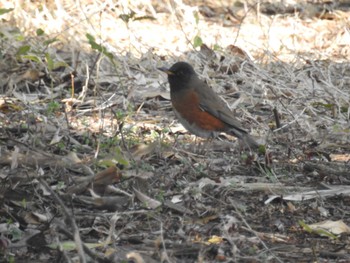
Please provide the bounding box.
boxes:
[198,83,259,148]
[194,78,248,135]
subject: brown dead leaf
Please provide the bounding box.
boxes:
[67,165,122,195]
[93,165,122,186]
[0,97,23,113]
[61,98,83,112]
[219,44,252,75]
[286,202,297,212]
[21,69,43,81]
[330,153,350,162]
[309,220,350,235]
[130,142,157,160]
[226,44,251,60]
[23,212,50,225]
[200,44,216,60]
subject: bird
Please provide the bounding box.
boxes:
[158,61,259,149]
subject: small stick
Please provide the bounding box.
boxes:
[273,107,281,129]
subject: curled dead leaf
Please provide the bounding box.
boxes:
[309,220,350,236]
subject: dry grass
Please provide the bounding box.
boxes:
[1,0,350,262]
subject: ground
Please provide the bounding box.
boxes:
[0,0,350,262]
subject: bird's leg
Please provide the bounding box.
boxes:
[194,137,213,155]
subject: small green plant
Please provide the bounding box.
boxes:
[36,28,44,36]
[9,223,22,241]
[47,101,60,115]
[213,44,222,51]
[0,8,14,16]
[156,189,165,202]
[97,137,129,167]
[14,28,67,74]
[119,10,155,25]
[193,35,203,48]
[21,198,27,209]
[57,141,66,151]
[16,45,31,58]
[149,130,159,140]
[86,33,114,62]
[56,181,66,190]
[113,146,130,167]
[192,11,203,48]
[8,256,15,263]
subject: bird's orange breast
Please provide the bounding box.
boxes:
[171,90,226,132]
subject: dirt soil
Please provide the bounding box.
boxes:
[1,0,350,262]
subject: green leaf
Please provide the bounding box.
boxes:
[48,241,103,251]
[340,106,348,113]
[15,35,25,41]
[47,101,60,114]
[133,15,155,21]
[101,48,114,60]
[119,14,130,23]
[43,37,58,46]
[258,145,266,154]
[0,8,14,16]
[98,160,118,168]
[86,33,114,61]
[86,33,95,42]
[36,28,45,36]
[299,220,313,233]
[213,44,222,51]
[53,61,68,69]
[16,45,31,55]
[45,53,54,71]
[86,33,101,51]
[9,226,22,241]
[193,11,200,24]
[21,55,41,63]
[114,147,130,167]
[193,35,203,48]
[299,220,338,239]
[119,10,136,23]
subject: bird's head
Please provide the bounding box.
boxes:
[158,62,197,90]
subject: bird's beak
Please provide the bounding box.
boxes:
[158,67,174,75]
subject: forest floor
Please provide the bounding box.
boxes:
[1,1,350,262]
